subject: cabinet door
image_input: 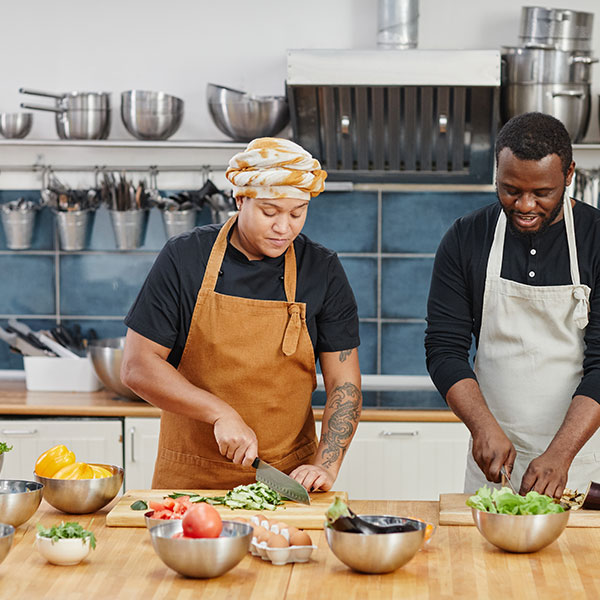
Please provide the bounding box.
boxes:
[317,421,470,501]
[0,418,123,480]
[124,417,160,491]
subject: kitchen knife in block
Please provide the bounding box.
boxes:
[252,457,310,505]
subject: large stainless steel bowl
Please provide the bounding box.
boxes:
[0,480,44,527]
[149,520,252,578]
[471,507,569,553]
[121,90,184,140]
[0,523,14,565]
[325,515,427,574]
[88,337,141,401]
[0,113,33,139]
[207,83,289,142]
[34,464,123,514]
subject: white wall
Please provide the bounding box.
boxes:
[2,0,599,141]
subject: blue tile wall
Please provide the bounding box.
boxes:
[0,189,497,409]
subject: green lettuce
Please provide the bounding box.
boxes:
[466,485,565,515]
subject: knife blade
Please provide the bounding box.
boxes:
[252,457,310,505]
[500,465,518,495]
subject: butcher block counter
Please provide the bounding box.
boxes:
[2,498,599,599]
[0,379,460,422]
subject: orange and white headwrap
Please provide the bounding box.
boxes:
[225,138,327,201]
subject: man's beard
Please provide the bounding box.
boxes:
[498,186,566,240]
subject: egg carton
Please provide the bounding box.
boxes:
[250,539,317,565]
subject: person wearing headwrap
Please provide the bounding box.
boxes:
[122,137,362,492]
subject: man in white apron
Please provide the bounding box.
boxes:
[425,112,600,498]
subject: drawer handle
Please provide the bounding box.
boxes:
[0,428,38,436]
[379,430,419,437]
[130,427,136,463]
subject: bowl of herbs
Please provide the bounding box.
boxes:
[36,521,97,565]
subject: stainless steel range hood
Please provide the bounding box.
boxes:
[286,50,501,184]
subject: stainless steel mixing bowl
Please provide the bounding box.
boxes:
[121,90,184,140]
[207,83,289,142]
[0,113,33,139]
[0,523,14,565]
[325,515,427,574]
[34,464,123,514]
[0,480,44,527]
[471,507,569,553]
[150,520,252,578]
[88,337,141,401]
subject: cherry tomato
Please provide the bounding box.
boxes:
[182,503,222,538]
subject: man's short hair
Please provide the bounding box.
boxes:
[495,112,573,176]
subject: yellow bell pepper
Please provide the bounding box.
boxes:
[35,445,76,478]
[53,461,94,480]
[90,465,113,479]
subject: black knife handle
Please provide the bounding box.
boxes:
[252,457,260,469]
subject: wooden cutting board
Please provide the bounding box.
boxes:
[106,489,347,529]
[439,493,600,527]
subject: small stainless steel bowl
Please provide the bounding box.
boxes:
[0,523,15,565]
[471,507,569,553]
[0,480,44,527]
[34,464,123,514]
[149,519,252,578]
[0,113,33,139]
[145,510,179,529]
[325,515,427,574]
[121,90,184,140]
[207,83,289,142]
[88,337,141,401]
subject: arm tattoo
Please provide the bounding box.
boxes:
[321,382,361,469]
[338,349,353,363]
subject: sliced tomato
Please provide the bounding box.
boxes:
[149,501,166,512]
[163,498,177,510]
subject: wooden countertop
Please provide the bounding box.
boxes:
[2,498,599,599]
[0,380,459,422]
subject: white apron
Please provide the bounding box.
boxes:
[464,193,600,493]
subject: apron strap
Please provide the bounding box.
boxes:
[200,214,238,292]
[486,210,506,279]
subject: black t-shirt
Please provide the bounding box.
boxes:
[425,200,600,404]
[125,223,360,367]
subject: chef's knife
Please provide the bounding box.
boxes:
[0,326,49,357]
[252,457,311,505]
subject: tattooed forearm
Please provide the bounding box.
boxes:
[320,382,362,469]
[338,349,353,363]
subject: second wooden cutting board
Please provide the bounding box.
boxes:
[439,493,600,527]
[106,489,347,529]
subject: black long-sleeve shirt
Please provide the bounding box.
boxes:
[425,199,600,404]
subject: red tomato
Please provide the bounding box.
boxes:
[182,503,222,538]
[149,501,166,512]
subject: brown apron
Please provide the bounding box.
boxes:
[152,214,318,488]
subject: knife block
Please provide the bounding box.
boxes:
[23,356,102,392]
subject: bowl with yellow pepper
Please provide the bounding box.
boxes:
[34,445,123,514]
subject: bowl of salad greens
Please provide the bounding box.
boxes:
[36,521,96,565]
[467,486,569,553]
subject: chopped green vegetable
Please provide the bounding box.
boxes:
[37,522,96,549]
[0,442,13,454]
[466,485,565,515]
[130,500,148,511]
[168,482,285,511]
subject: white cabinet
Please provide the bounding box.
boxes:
[0,418,123,480]
[317,421,470,501]
[124,417,161,491]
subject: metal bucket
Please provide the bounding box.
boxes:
[108,209,149,250]
[0,208,37,249]
[161,209,196,238]
[55,209,95,251]
[573,168,600,208]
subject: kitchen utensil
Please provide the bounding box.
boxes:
[19,88,111,140]
[500,465,518,494]
[325,515,427,573]
[0,524,14,565]
[207,83,289,142]
[0,326,50,357]
[88,337,141,401]
[471,506,569,553]
[149,519,252,578]
[106,489,347,528]
[35,332,80,359]
[7,319,55,354]
[0,113,33,139]
[120,90,184,140]
[0,480,44,527]
[36,534,92,565]
[34,464,123,514]
[252,457,310,505]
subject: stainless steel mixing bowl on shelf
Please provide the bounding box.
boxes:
[121,90,184,140]
[0,113,33,139]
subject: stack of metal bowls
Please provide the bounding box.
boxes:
[501,6,597,142]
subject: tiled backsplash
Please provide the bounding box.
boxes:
[0,188,496,408]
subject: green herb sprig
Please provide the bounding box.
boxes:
[37,522,97,549]
[0,442,13,454]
